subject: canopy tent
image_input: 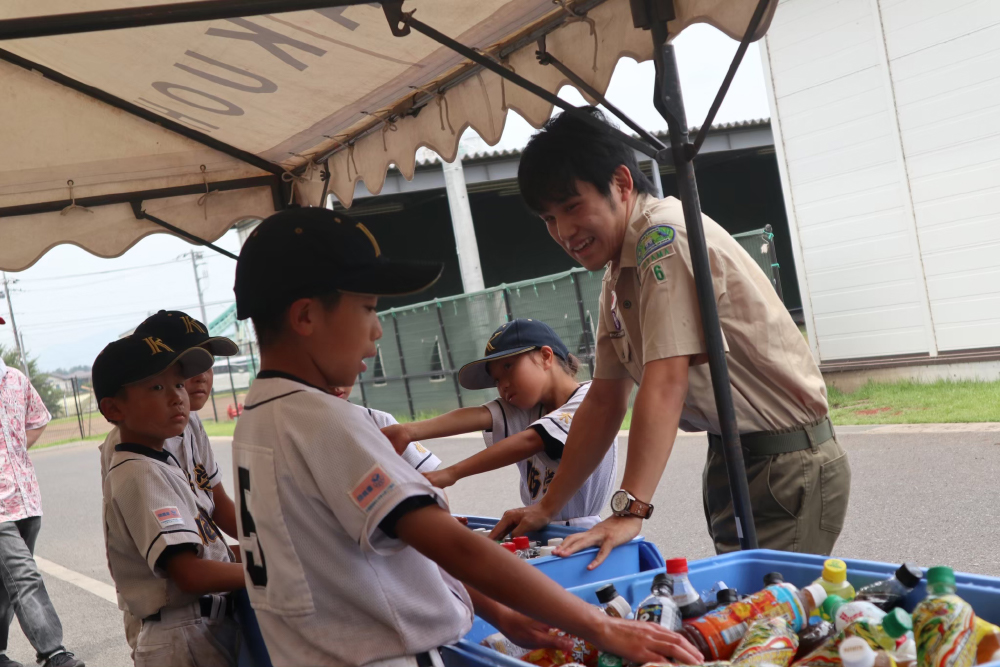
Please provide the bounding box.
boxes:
[0,0,779,549]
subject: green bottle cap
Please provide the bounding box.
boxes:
[881,608,913,639]
[821,594,846,619]
[926,566,955,588]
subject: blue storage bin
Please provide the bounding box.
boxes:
[458,515,665,589]
[453,549,1000,667]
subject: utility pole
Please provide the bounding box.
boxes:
[188,251,209,325]
[1,272,29,380]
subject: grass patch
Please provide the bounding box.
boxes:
[828,380,1000,425]
[33,434,105,450]
[202,420,237,437]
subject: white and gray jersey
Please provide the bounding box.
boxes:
[362,407,442,472]
[483,382,617,522]
[232,376,473,667]
[103,444,235,620]
[100,413,221,495]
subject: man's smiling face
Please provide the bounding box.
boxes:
[537,175,632,271]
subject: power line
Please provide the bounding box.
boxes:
[17,258,187,283]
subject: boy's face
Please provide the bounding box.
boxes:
[487,350,549,411]
[538,172,632,271]
[305,294,383,388]
[101,364,190,444]
[185,366,213,412]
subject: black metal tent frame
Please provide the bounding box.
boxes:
[0,0,771,550]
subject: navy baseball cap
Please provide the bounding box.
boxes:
[134,310,238,357]
[458,319,569,390]
[234,207,444,320]
[93,335,215,403]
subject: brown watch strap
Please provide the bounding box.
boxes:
[628,497,653,519]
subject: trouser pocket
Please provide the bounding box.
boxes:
[820,452,851,534]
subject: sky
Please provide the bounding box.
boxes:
[0,24,770,374]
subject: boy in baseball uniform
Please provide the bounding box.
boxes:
[230,208,701,667]
[95,335,245,667]
[98,311,241,652]
[382,319,616,529]
[330,384,442,473]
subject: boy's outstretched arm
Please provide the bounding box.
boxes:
[163,549,246,595]
[382,406,491,455]
[425,430,543,489]
[395,504,703,665]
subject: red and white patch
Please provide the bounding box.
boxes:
[153,506,184,527]
[349,465,395,513]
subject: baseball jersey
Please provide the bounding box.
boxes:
[232,374,473,667]
[595,193,828,434]
[103,443,235,619]
[362,407,442,472]
[483,381,617,521]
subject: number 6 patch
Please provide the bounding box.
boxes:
[651,262,667,283]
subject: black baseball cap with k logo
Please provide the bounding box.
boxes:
[92,335,215,402]
[134,310,239,357]
[234,207,444,320]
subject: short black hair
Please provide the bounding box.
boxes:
[251,291,342,349]
[518,107,655,213]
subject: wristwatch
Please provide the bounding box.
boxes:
[610,489,654,519]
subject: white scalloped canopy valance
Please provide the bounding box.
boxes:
[0,0,776,270]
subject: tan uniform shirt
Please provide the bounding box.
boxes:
[594,194,828,434]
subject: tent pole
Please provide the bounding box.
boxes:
[647,22,758,551]
[130,203,239,260]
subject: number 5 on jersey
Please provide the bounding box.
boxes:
[238,466,268,587]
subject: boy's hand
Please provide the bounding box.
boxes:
[489,504,552,541]
[424,468,458,489]
[596,616,703,665]
[380,424,412,455]
[493,608,574,653]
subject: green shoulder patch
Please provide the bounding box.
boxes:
[635,225,676,268]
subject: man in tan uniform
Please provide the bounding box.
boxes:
[491,109,850,562]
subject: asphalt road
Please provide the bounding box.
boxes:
[9,425,1000,666]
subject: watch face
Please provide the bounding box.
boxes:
[611,491,630,513]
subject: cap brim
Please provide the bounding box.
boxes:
[124,347,215,389]
[200,337,240,356]
[339,259,444,297]
[458,346,537,390]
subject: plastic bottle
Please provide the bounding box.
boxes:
[730,617,799,667]
[712,589,741,611]
[795,619,837,660]
[680,582,827,661]
[481,633,529,658]
[795,610,912,667]
[667,558,707,619]
[856,564,924,612]
[636,573,682,630]
[975,619,1000,665]
[501,542,518,554]
[840,636,898,667]
[812,559,856,616]
[597,653,623,667]
[823,595,889,631]
[513,536,532,559]
[596,583,633,620]
[547,538,564,547]
[538,546,556,558]
[895,635,917,667]
[912,567,977,667]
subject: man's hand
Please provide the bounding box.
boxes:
[488,505,552,541]
[424,468,459,489]
[597,616,703,665]
[380,423,412,456]
[553,515,641,570]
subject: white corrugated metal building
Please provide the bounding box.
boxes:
[762,0,1000,381]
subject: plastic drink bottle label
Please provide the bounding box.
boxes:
[638,600,682,630]
[731,618,799,667]
[685,585,807,660]
[913,595,977,667]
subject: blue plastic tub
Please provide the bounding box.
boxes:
[451,549,1000,667]
[459,515,665,589]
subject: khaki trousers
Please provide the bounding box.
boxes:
[702,434,851,555]
[134,603,240,667]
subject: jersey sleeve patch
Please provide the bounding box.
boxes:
[349,464,396,514]
[153,506,185,527]
[636,225,676,270]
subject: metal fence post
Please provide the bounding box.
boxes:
[247,341,258,382]
[435,303,464,408]
[571,275,596,377]
[357,379,369,408]
[226,356,239,421]
[210,388,219,422]
[764,224,784,303]
[391,314,416,420]
[502,286,514,321]
[71,377,84,440]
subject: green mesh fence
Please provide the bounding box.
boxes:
[347,227,779,420]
